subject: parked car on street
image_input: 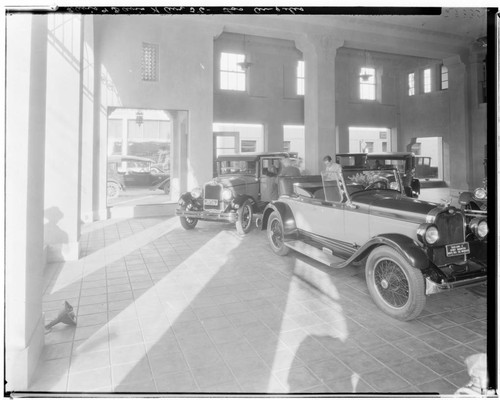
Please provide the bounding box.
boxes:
[336,152,421,197]
[261,164,487,320]
[175,152,311,235]
[106,155,170,199]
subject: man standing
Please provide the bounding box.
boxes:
[323,155,341,174]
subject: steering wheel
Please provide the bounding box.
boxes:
[366,180,388,190]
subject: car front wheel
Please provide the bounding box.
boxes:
[365,245,426,321]
[236,200,253,235]
[107,182,121,199]
[179,204,198,230]
[267,211,289,256]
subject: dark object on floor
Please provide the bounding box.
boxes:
[45,301,77,330]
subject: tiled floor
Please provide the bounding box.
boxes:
[31,208,488,395]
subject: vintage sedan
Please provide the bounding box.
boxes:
[176,152,303,235]
[336,152,421,198]
[107,155,170,199]
[261,165,487,320]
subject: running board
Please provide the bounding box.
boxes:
[285,240,347,268]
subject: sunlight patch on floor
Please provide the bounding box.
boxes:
[73,229,242,387]
[49,217,180,294]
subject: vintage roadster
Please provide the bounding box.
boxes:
[176,152,305,235]
[261,165,487,320]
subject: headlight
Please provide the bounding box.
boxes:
[417,223,439,245]
[473,187,487,200]
[222,189,233,201]
[191,187,202,199]
[470,218,488,239]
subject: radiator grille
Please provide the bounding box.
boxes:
[432,210,466,266]
[204,183,223,211]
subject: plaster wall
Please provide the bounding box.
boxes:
[44,14,83,261]
[335,48,399,153]
[95,15,217,189]
[214,32,304,152]
[5,13,47,390]
[80,17,96,224]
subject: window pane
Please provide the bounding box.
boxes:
[441,65,448,90]
[220,52,246,91]
[423,68,431,93]
[408,72,415,96]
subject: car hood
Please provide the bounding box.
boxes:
[351,190,440,221]
[211,175,257,195]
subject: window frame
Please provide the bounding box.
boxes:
[440,65,449,91]
[297,60,305,96]
[359,67,377,101]
[422,67,432,93]
[408,72,415,96]
[219,52,247,92]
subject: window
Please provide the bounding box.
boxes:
[422,68,432,93]
[241,140,256,153]
[220,52,246,91]
[408,72,415,96]
[297,60,305,95]
[382,142,388,152]
[360,68,376,100]
[440,65,448,90]
[283,141,291,152]
[364,141,374,153]
[141,43,159,81]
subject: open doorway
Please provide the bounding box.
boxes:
[408,137,443,181]
[107,108,188,207]
[212,123,264,175]
[348,126,392,153]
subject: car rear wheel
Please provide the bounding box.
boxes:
[267,211,289,256]
[179,204,198,230]
[236,200,253,235]
[107,182,121,199]
[365,245,426,321]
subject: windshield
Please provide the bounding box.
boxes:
[367,158,408,174]
[341,168,403,195]
[218,160,257,176]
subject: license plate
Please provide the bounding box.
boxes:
[445,242,470,257]
[204,199,218,206]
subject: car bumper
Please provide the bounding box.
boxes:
[425,274,487,295]
[176,209,238,223]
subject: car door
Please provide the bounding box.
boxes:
[290,177,345,241]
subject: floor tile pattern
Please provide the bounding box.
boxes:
[31,213,488,395]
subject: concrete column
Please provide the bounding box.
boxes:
[296,34,343,173]
[44,14,83,261]
[5,13,47,390]
[80,16,96,224]
[444,55,469,192]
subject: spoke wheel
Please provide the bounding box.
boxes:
[374,259,409,308]
[267,211,289,256]
[107,182,121,199]
[365,245,425,321]
[236,200,253,235]
[179,204,198,230]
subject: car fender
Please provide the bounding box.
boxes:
[261,201,298,240]
[352,233,430,270]
[233,195,256,209]
[178,192,194,207]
